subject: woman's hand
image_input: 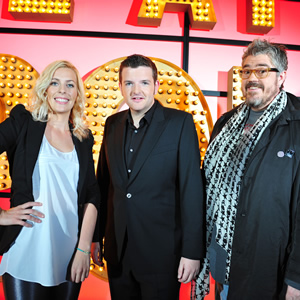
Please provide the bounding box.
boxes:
[0,202,44,227]
[71,249,91,283]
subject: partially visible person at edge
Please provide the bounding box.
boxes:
[192,39,300,300]
[0,60,100,300]
[91,54,206,300]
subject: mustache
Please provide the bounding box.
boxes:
[246,82,264,90]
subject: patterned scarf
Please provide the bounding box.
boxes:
[192,91,287,299]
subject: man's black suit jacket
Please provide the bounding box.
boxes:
[97,101,205,275]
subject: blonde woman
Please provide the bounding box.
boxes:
[0,60,99,300]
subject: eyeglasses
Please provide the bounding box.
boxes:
[239,67,279,79]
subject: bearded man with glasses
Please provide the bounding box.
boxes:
[193,39,300,300]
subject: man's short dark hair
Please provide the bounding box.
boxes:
[119,54,158,83]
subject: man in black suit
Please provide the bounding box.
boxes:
[92,54,205,300]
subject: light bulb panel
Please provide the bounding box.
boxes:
[8,0,74,22]
[138,0,217,30]
[246,0,275,33]
[227,66,245,110]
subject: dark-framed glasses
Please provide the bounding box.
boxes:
[239,67,279,79]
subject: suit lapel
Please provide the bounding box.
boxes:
[128,102,167,184]
[108,111,128,187]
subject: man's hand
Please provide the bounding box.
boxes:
[286,285,300,300]
[177,257,200,283]
[0,202,44,227]
[91,242,104,267]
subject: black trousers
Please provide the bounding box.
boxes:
[107,245,180,300]
[2,273,81,300]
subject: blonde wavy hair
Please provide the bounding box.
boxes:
[30,60,89,141]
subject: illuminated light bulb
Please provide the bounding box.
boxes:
[200,128,206,134]
[200,138,207,143]
[175,99,180,104]
[168,71,173,76]
[105,66,110,72]
[146,6,151,12]
[184,90,190,96]
[176,90,181,95]
[10,66,16,71]
[24,83,31,89]
[184,99,189,105]
[104,76,109,81]
[267,21,272,26]
[167,89,172,94]
[94,85,99,90]
[102,103,107,108]
[103,85,108,90]
[200,156,205,161]
[200,120,206,124]
[114,67,119,73]
[0,175,7,180]
[200,147,206,153]
[154,13,158,17]
[111,103,117,109]
[65,3,70,8]
[0,183,7,189]
[91,130,96,135]
[154,7,158,12]
[58,3,62,8]
[93,94,99,99]
[185,108,189,113]
[0,92,4,97]
[192,110,198,115]
[193,100,199,105]
[17,7,23,12]
[84,111,88,116]
[205,3,210,8]
[92,111,98,116]
[95,75,100,81]
[25,7,30,12]
[24,93,29,98]
[146,0,151,5]
[177,81,182,86]
[185,81,190,86]
[85,103,89,107]
[253,20,259,25]
[7,92,13,97]
[177,71,182,77]
[159,70,164,75]
[201,110,207,115]
[6,100,12,106]
[1,57,7,62]
[11,1,18,7]
[166,98,172,104]
[0,83,5,88]
[26,66,33,72]
[113,76,118,82]
[91,121,97,126]
[103,94,108,99]
[252,0,258,4]
[0,74,5,79]
[102,112,107,117]
[0,66,7,71]
[145,13,150,17]
[16,82,23,88]
[16,93,22,98]
[113,85,118,91]
[86,84,91,89]
[7,83,14,88]
[25,75,32,80]
[158,89,163,94]
[5,110,10,115]
[85,92,91,98]
[0,165,8,170]
[112,95,117,100]
[260,20,265,26]
[167,80,173,85]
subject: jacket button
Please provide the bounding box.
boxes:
[126,193,132,199]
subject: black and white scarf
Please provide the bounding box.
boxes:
[192,91,287,299]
